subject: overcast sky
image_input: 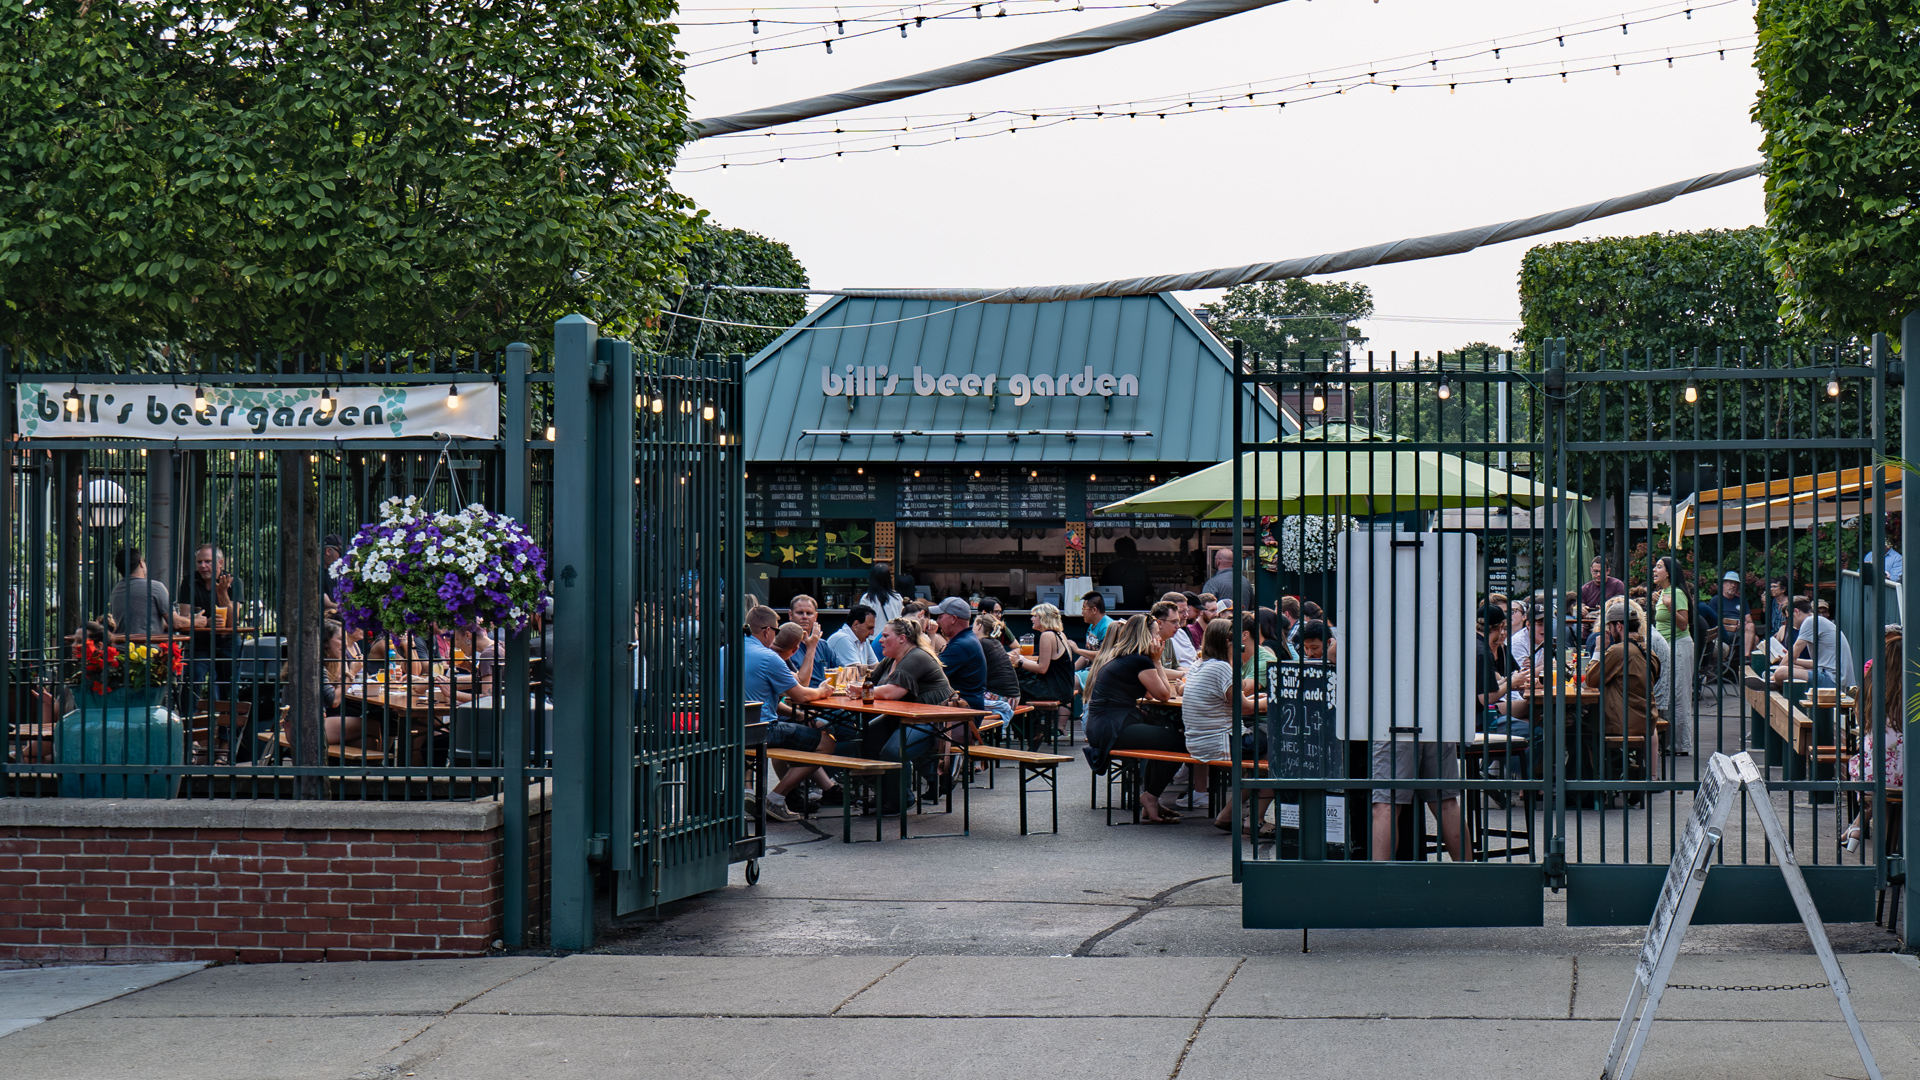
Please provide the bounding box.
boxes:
[673,0,1766,359]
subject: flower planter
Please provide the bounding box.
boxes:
[55,687,183,799]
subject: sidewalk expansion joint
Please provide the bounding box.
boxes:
[1167,957,1243,1080]
[830,957,913,1015]
[1072,875,1227,957]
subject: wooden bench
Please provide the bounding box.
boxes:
[1105,749,1269,826]
[746,746,904,843]
[961,745,1072,834]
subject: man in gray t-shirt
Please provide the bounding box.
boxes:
[109,548,202,638]
[1778,597,1854,689]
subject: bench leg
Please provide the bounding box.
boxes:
[1049,764,1060,834]
[1017,762,1030,836]
[962,751,972,837]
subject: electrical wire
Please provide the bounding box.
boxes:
[660,291,1011,330]
[685,1,1170,66]
[678,39,1754,171]
[692,0,1747,127]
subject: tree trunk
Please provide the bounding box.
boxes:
[278,450,325,800]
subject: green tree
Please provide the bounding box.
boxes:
[659,224,810,357]
[1516,228,1783,357]
[1754,0,1920,337]
[0,0,694,354]
[1200,279,1373,367]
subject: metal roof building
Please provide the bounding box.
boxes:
[744,293,1292,463]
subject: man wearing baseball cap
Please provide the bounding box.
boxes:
[1700,571,1749,681]
[932,597,988,711]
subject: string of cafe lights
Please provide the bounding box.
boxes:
[676,36,1755,172]
[691,0,1747,114]
[683,0,1170,66]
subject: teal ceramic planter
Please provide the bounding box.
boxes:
[55,687,183,799]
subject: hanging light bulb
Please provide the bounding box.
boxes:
[446,384,460,409]
[636,392,645,409]
[64,389,81,415]
[1828,372,1842,397]
[545,424,556,442]
[1310,386,1326,412]
[1436,377,1452,402]
[318,386,335,415]
[652,397,664,413]
[193,385,208,412]
[1683,375,1699,404]
[703,404,716,420]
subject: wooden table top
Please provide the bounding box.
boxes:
[342,684,459,720]
[1138,696,1182,708]
[813,693,990,721]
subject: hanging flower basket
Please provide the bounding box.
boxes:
[331,497,550,637]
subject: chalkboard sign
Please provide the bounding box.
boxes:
[1084,477,1183,528]
[1009,468,1069,521]
[1267,660,1338,780]
[745,468,815,528]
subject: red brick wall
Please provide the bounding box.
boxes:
[0,793,550,965]
[0,826,504,964]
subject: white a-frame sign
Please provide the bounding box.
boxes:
[1601,751,1880,1080]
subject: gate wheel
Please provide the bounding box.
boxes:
[745,859,761,885]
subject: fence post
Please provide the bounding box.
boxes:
[502,342,532,947]
[1902,312,1920,949]
[551,315,599,950]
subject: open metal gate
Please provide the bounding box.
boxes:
[548,318,745,949]
[1233,335,1898,930]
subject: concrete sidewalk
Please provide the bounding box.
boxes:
[1,951,1914,1079]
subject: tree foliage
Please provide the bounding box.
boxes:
[1754,0,1920,337]
[1515,228,1784,358]
[0,0,694,354]
[1199,279,1373,366]
[659,223,810,357]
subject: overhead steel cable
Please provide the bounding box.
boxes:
[690,0,1295,136]
[699,163,1762,303]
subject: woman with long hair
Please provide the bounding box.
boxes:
[1651,555,1695,755]
[1015,603,1074,748]
[1185,618,1270,831]
[859,565,905,624]
[1843,630,1905,849]
[1082,614,1180,822]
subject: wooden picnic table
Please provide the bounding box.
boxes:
[811,693,990,738]
[1743,683,1854,758]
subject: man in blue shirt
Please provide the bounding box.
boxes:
[1863,515,1903,583]
[785,594,832,686]
[741,606,834,820]
[932,597,987,710]
[825,604,880,668]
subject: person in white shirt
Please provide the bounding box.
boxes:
[1160,591,1199,668]
[825,604,880,668]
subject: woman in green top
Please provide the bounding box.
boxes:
[1651,556,1695,754]
[1238,612,1275,695]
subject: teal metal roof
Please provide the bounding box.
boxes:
[743,293,1292,463]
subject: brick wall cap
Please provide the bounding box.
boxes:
[0,798,506,832]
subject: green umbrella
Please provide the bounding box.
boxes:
[1092,422,1573,519]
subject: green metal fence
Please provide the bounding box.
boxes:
[2,325,749,949]
[1231,333,1905,933]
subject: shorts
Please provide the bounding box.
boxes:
[765,719,825,752]
[1369,739,1461,805]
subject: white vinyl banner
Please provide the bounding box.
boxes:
[16,382,500,440]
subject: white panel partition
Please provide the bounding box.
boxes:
[1336,529,1477,744]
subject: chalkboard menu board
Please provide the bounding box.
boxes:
[815,468,877,507]
[1083,477,1181,528]
[1268,661,1339,780]
[745,468,813,529]
[896,467,961,525]
[1010,469,1068,521]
